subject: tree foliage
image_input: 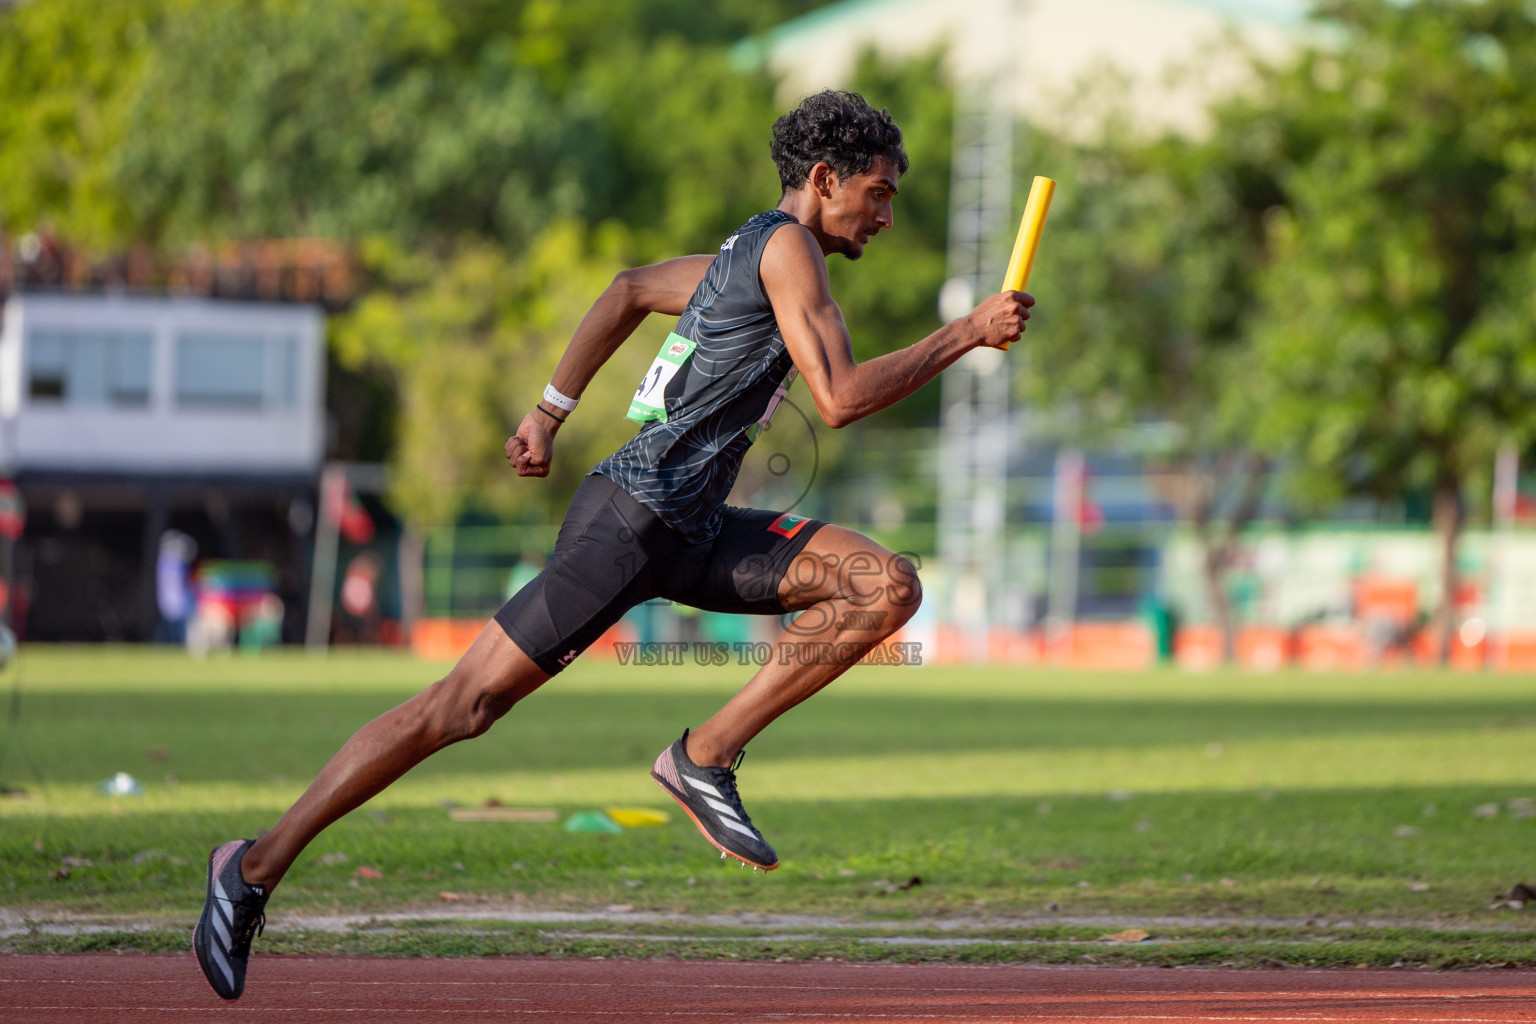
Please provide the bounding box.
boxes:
[0,0,167,245]
[0,0,832,525]
[0,0,820,251]
[1018,0,1536,656]
[115,1,611,247]
[1247,0,1536,500]
[1242,0,1536,654]
[1017,103,1273,655]
[1021,133,1258,445]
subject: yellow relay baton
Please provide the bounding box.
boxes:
[999,175,1056,351]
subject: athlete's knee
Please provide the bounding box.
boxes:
[880,553,923,630]
[840,551,921,637]
[459,683,517,741]
[418,670,519,747]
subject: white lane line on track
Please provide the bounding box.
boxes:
[8,1009,1536,1022]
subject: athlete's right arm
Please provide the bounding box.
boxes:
[506,254,714,477]
[762,224,1031,429]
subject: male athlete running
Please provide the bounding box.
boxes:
[195,89,1032,1000]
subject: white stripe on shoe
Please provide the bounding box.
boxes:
[212,880,234,948]
[683,776,722,799]
[211,942,235,992]
[716,816,759,839]
[702,796,741,819]
[207,888,236,990]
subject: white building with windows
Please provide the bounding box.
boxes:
[1,294,325,475]
[0,293,327,642]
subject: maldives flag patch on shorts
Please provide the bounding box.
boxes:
[767,513,810,539]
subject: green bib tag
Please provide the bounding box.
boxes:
[627,332,697,423]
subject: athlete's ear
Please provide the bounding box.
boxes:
[809,162,836,199]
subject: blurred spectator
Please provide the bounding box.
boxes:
[154,530,197,644]
[337,550,384,643]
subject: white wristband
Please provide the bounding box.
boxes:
[542,383,578,412]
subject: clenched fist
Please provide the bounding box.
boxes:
[505,409,558,477]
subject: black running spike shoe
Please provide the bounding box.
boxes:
[651,729,778,870]
[193,839,268,1000]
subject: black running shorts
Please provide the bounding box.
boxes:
[495,472,825,675]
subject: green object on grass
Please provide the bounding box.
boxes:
[562,811,623,834]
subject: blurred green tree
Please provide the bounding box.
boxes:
[1243,0,1536,661]
[113,1,611,246]
[0,0,830,526]
[572,38,782,257]
[0,0,166,245]
[0,0,822,250]
[1019,112,1273,661]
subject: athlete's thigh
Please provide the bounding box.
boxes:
[666,507,825,614]
[495,474,691,674]
[774,524,921,614]
[447,620,553,709]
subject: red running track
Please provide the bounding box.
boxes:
[3,954,1535,1023]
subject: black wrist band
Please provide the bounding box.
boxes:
[534,403,567,424]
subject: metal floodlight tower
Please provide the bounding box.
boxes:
[937,0,1018,661]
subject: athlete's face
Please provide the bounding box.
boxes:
[823,157,899,260]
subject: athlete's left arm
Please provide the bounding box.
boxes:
[549,254,715,400]
[762,225,1031,429]
[507,254,713,477]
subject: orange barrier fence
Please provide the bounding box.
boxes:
[409,617,1536,671]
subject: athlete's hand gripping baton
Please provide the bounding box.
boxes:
[999,175,1056,351]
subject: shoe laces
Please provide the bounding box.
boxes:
[227,891,266,953]
[705,750,753,822]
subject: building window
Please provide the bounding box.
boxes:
[26,329,153,407]
[175,332,298,410]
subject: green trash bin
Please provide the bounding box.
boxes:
[1142,596,1176,664]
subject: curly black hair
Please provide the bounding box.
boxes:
[770,90,909,195]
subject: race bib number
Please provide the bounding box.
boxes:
[627,333,696,423]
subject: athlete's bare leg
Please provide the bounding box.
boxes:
[240,624,550,889]
[685,525,920,767]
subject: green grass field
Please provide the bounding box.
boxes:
[3,645,1535,966]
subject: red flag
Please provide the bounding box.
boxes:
[0,481,24,541]
[322,468,375,545]
[1054,455,1102,537]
